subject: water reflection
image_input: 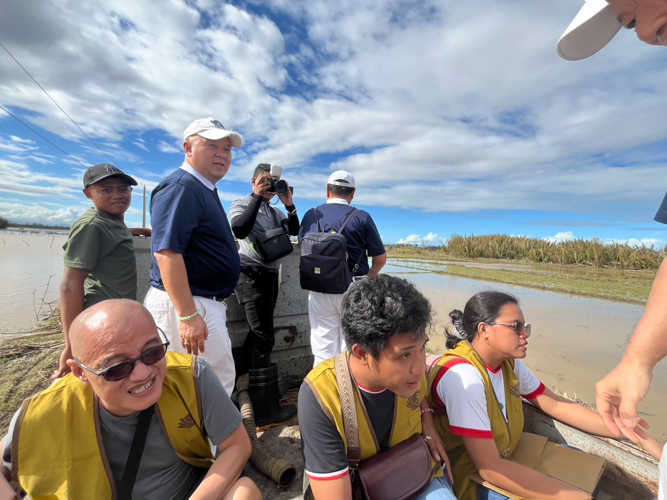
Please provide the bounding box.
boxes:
[0,231,68,333]
[385,262,667,441]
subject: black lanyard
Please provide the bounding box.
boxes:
[117,405,155,500]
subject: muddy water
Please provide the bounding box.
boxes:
[386,263,667,441]
[0,231,68,333]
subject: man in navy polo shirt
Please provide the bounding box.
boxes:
[299,170,386,366]
[144,117,242,396]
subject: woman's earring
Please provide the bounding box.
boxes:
[484,336,490,345]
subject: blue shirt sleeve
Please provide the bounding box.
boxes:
[655,192,667,225]
[363,214,385,257]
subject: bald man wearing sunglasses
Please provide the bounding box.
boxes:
[0,300,261,500]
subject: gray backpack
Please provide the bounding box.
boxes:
[299,208,359,294]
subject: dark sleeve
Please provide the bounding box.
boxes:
[364,214,386,257]
[230,195,263,240]
[655,192,667,225]
[298,382,349,477]
[298,208,317,242]
[281,206,299,236]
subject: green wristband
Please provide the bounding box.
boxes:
[178,310,200,322]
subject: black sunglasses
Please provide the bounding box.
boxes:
[75,328,170,382]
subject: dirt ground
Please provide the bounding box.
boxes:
[244,423,305,500]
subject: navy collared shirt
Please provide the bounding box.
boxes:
[150,167,240,298]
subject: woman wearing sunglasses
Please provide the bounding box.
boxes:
[426,291,657,500]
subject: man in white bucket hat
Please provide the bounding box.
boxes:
[557,0,667,60]
[559,3,667,497]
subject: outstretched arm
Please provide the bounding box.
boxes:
[596,258,667,441]
[155,250,209,356]
[367,253,386,278]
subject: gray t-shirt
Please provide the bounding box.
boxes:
[3,358,242,500]
[229,195,288,270]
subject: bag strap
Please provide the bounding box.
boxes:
[314,207,358,234]
[118,405,155,500]
[338,208,358,235]
[268,204,286,232]
[334,352,361,468]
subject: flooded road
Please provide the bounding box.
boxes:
[386,262,667,441]
[0,231,68,333]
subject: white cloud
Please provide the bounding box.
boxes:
[397,234,422,245]
[605,237,664,249]
[1,0,667,228]
[157,141,181,154]
[544,232,664,248]
[396,232,445,246]
[544,231,576,243]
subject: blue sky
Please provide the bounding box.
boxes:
[1,0,667,247]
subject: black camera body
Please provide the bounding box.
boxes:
[268,177,289,195]
[268,165,293,195]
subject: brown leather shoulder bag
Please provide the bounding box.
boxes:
[334,353,437,500]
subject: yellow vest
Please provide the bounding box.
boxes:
[305,354,440,474]
[13,352,214,500]
[427,342,524,500]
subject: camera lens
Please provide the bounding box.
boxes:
[274,179,288,194]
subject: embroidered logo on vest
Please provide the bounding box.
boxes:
[406,390,421,410]
[178,414,196,429]
[509,384,521,399]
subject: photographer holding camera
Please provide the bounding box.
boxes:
[230,163,299,427]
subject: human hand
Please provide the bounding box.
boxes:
[595,358,653,443]
[52,346,73,379]
[277,181,294,207]
[252,173,273,199]
[178,314,209,356]
[422,413,454,484]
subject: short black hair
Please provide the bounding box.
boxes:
[341,275,432,359]
[253,163,271,178]
[328,184,355,197]
[445,291,518,349]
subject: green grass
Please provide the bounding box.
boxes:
[438,264,652,304]
[389,255,656,304]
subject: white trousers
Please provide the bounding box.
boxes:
[144,286,235,396]
[660,442,666,500]
[308,291,347,367]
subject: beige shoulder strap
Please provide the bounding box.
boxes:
[334,352,361,466]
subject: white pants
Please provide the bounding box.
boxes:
[144,286,235,396]
[308,291,346,367]
[660,442,666,500]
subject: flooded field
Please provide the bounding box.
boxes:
[1,240,664,440]
[385,262,667,441]
[0,231,68,333]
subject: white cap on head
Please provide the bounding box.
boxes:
[183,117,243,148]
[327,170,355,188]
[557,0,622,61]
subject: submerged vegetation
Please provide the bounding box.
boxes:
[387,234,665,270]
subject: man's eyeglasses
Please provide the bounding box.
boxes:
[75,328,170,382]
[488,322,531,337]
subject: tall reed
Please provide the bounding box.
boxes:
[387,234,665,270]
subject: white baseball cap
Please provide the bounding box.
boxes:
[183,117,243,147]
[327,170,355,188]
[557,0,622,61]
